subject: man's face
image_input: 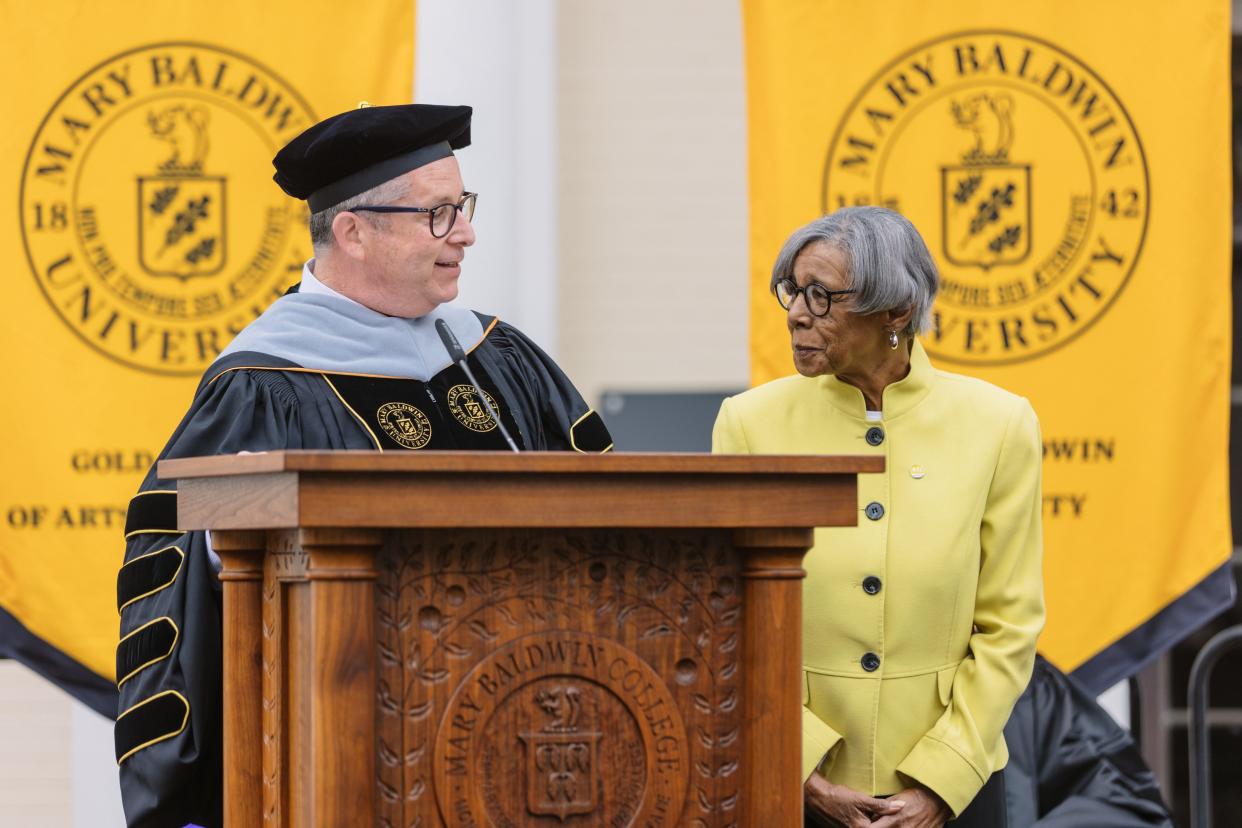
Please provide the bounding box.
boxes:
[354,156,476,318]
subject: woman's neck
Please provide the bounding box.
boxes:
[835,346,912,411]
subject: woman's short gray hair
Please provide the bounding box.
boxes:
[770,206,939,336]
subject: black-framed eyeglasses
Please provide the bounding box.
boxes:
[350,192,478,238]
[774,278,855,317]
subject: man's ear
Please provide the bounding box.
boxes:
[332,211,367,261]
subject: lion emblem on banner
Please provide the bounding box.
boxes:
[940,92,1031,271]
[137,104,226,281]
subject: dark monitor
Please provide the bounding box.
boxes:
[598,390,742,452]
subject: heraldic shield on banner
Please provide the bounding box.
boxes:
[940,93,1032,271]
[519,685,602,821]
[137,104,227,281]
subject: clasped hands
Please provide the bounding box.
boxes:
[804,773,951,828]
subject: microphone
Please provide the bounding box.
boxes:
[435,318,519,452]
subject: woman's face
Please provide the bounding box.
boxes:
[787,242,891,378]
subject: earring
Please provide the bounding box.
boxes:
[888,330,899,350]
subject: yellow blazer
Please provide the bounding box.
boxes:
[712,341,1044,816]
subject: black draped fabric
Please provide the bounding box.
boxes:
[115,315,610,828]
[1003,655,1172,828]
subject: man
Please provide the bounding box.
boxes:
[114,104,612,827]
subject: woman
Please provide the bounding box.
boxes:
[713,207,1044,827]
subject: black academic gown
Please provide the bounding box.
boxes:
[115,313,611,828]
[1003,656,1173,828]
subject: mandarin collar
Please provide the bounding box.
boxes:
[815,338,935,420]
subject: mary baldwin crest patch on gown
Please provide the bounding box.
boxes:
[823,30,1149,366]
[447,383,500,433]
[19,42,317,376]
[377,402,433,449]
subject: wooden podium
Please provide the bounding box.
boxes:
[161,451,882,827]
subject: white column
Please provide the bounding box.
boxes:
[416,0,560,353]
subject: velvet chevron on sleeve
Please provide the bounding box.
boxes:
[117,356,381,828]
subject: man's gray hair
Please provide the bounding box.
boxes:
[308,176,410,251]
[770,206,939,336]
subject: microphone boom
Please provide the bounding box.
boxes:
[435,319,520,452]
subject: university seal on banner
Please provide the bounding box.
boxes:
[20,42,317,375]
[823,31,1149,365]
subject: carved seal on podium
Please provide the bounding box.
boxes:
[519,684,602,819]
[376,528,745,827]
[434,632,688,826]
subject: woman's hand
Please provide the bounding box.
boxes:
[868,785,951,827]
[803,774,905,827]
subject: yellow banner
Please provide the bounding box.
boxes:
[0,2,413,687]
[744,1,1232,681]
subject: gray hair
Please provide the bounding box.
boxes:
[770,206,939,336]
[308,176,411,251]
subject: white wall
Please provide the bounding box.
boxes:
[556,0,751,404]
[416,0,752,404]
[1097,679,1132,731]
[0,661,124,827]
[416,0,561,352]
[70,699,126,827]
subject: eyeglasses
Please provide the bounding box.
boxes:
[774,278,855,317]
[351,192,478,238]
